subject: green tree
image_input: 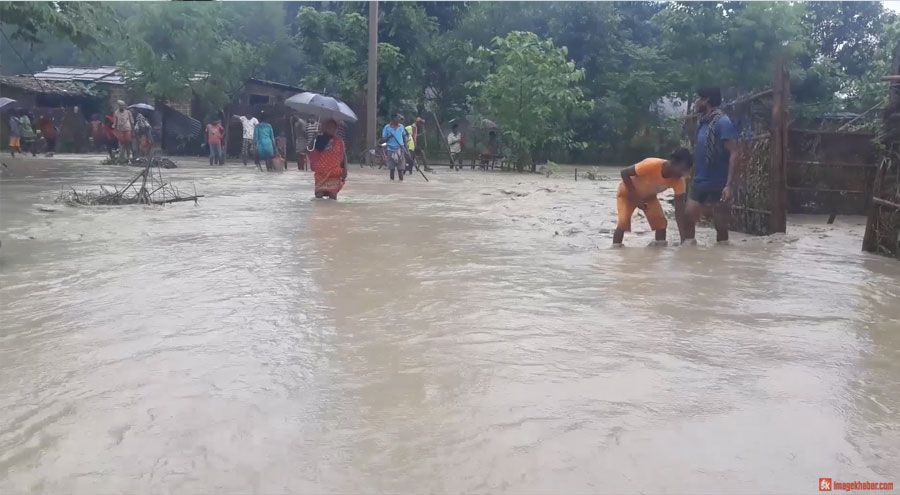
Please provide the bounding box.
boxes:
[468,31,592,170]
[219,2,304,84]
[119,3,258,118]
[0,2,110,49]
[654,2,804,98]
[294,4,423,122]
[803,1,891,78]
[0,2,112,75]
[295,6,369,98]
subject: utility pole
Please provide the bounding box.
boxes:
[366,1,378,148]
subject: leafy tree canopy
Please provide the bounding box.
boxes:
[1,1,896,161]
[468,32,592,169]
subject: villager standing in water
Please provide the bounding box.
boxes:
[38,113,58,157]
[447,123,463,170]
[382,113,406,181]
[683,87,739,245]
[309,119,347,199]
[235,114,259,166]
[254,112,276,171]
[112,100,134,161]
[206,117,225,166]
[8,109,22,157]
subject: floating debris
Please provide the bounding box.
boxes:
[57,164,202,207]
[102,156,178,169]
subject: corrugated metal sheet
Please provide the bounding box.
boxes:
[0,76,95,97]
[34,66,125,85]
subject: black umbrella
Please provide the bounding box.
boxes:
[0,97,17,112]
[285,92,358,123]
[128,103,155,112]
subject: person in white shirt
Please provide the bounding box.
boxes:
[234,114,259,166]
[447,123,463,170]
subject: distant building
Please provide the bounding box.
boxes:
[0,75,101,152]
[33,66,128,112]
[32,65,200,153]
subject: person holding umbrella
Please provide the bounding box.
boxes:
[309,119,347,199]
[129,104,155,157]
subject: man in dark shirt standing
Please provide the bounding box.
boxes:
[683,87,739,245]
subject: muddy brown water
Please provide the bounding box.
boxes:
[1,155,898,494]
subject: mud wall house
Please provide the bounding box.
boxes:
[0,75,102,152]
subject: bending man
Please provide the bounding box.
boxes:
[613,148,692,247]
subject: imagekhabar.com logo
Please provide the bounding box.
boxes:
[819,477,895,492]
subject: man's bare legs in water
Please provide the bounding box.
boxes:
[683,194,730,245]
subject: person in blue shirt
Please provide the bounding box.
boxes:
[382,113,407,181]
[254,112,277,172]
[684,87,739,244]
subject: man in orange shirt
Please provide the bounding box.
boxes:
[613,148,692,247]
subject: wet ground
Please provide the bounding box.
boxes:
[1,155,899,494]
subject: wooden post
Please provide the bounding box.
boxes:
[769,58,789,233]
[366,1,378,149]
[575,168,578,181]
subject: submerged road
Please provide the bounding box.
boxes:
[1,155,899,493]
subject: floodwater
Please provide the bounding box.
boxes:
[1,155,898,494]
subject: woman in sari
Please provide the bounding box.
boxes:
[253,113,276,171]
[309,119,346,199]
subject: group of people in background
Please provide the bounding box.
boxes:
[228,112,277,171]
[227,113,320,173]
[83,100,156,162]
[7,109,63,158]
[228,111,346,199]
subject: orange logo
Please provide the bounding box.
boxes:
[819,478,833,491]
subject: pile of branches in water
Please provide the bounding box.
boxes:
[101,155,177,169]
[57,164,202,206]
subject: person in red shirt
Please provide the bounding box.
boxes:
[103,114,118,160]
[39,114,58,157]
[206,118,225,166]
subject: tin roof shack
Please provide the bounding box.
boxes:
[34,66,128,112]
[33,66,203,154]
[0,76,102,152]
[223,78,306,158]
